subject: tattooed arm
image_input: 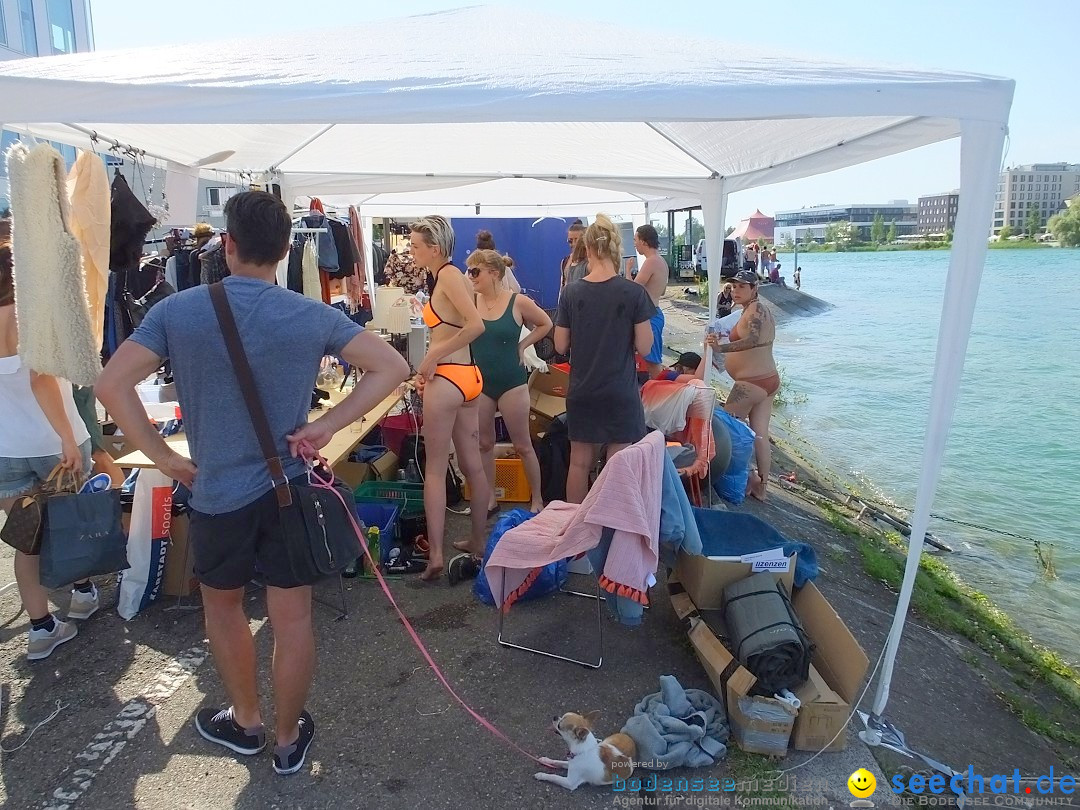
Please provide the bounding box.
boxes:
[711,302,773,353]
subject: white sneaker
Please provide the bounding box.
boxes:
[68,584,100,620]
[27,618,78,661]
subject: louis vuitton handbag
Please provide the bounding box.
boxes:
[0,465,82,555]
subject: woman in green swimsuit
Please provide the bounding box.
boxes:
[465,250,552,520]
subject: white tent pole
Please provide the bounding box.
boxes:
[865,119,1007,731]
[699,180,727,377]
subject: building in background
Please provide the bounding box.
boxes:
[917,191,959,236]
[992,163,1080,236]
[1,0,95,211]
[774,201,917,244]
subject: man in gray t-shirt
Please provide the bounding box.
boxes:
[97,192,408,776]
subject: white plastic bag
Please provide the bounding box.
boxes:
[117,468,173,620]
[520,325,548,373]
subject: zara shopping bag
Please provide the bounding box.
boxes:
[39,487,129,590]
[117,468,173,619]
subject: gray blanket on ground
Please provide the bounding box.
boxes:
[621,675,729,771]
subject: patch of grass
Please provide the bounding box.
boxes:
[724,749,791,802]
[849,531,1080,723]
[820,504,863,539]
[773,366,808,408]
[998,693,1080,747]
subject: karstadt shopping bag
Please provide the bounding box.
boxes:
[117,468,173,619]
[39,489,129,589]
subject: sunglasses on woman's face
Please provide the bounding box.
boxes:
[467,267,483,278]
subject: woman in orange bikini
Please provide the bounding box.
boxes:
[410,216,491,581]
[707,269,779,501]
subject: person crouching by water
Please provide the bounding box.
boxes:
[554,214,656,504]
[411,215,491,581]
[466,250,552,516]
[707,269,778,501]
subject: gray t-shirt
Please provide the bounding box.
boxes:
[555,277,656,444]
[129,276,362,514]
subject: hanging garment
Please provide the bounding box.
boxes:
[197,236,229,285]
[67,150,111,353]
[346,206,367,313]
[302,237,321,302]
[301,212,338,271]
[109,174,155,272]
[327,218,358,279]
[6,142,102,386]
[287,238,304,294]
[173,248,194,292]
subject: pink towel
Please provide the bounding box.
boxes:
[485,431,665,611]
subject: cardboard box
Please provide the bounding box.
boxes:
[371,450,399,481]
[675,550,794,610]
[529,367,569,398]
[788,585,869,752]
[670,555,868,755]
[333,460,374,489]
[334,450,399,488]
[528,368,567,420]
[162,512,198,597]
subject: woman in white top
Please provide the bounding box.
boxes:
[0,236,97,662]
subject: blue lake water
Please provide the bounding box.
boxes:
[771,248,1080,662]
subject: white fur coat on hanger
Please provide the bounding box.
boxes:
[6,142,101,386]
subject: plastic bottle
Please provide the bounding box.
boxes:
[404,458,422,483]
[366,526,381,574]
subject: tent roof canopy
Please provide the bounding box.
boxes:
[0,5,1013,200]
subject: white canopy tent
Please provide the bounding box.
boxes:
[0,5,1013,754]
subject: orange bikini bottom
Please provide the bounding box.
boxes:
[433,363,484,402]
[740,372,780,397]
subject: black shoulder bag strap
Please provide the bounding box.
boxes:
[208,282,293,508]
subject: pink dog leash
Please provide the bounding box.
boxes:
[298,442,551,768]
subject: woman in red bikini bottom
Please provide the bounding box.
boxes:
[410,215,491,582]
[707,269,780,501]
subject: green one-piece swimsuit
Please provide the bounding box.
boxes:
[472,294,528,401]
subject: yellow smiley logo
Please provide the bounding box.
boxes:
[848,768,877,798]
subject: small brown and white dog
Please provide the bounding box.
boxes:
[535,711,636,791]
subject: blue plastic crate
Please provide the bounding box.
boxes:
[355,501,401,565]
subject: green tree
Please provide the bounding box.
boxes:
[801,229,815,246]
[823,222,840,244]
[1048,203,1080,247]
[887,221,898,244]
[997,224,1013,240]
[846,222,860,245]
[1024,203,1043,239]
[725,226,735,237]
[782,233,794,249]
[870,212,886,244]
[944,227,954,244]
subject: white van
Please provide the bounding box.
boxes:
[695,237,743,277]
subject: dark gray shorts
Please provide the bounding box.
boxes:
[189,476,316,590]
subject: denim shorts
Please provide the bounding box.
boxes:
[0,440,93,499]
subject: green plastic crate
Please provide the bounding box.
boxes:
[353,480,425,517]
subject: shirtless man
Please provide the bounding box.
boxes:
[633,224,668,379]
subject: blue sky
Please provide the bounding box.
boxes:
[90,0,1079,227]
